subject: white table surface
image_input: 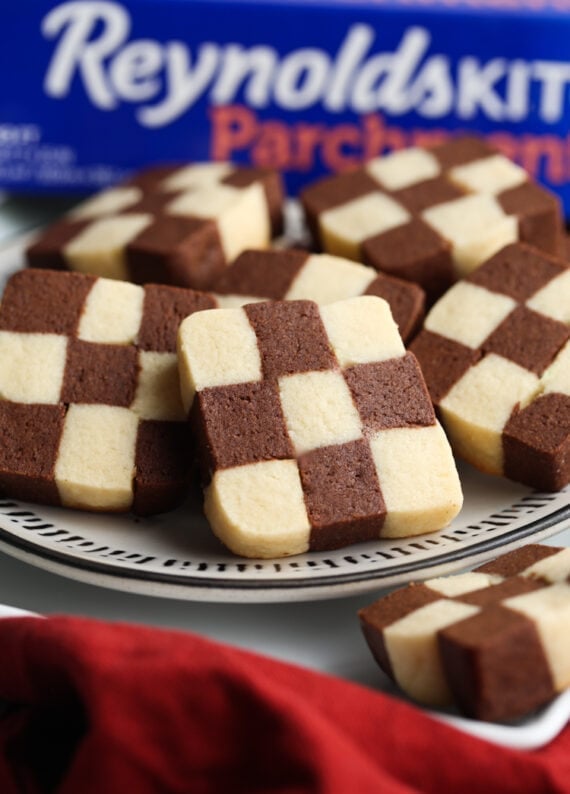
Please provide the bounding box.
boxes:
[0,197,569,696]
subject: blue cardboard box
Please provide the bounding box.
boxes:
[2,0,570,215]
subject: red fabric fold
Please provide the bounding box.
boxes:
[0,616,568,794]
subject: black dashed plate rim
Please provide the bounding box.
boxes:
[0,474,567,602]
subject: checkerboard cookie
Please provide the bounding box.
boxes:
[301,137,562,301]
[177,295,462,558]
[211,249,425,343]
[474,543,570,582]
[26,163,284,291]
[410,243,570,491]
[0,269,217,514]
[359,544,570,721]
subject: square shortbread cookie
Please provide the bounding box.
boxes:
[410,243,570,490]
[27,163,284,291]
[301,137,562,301]
[0,269,217,514]
[178,295,462,558]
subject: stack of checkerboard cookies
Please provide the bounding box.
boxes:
[0,141,566,564]
[1,142,569,726]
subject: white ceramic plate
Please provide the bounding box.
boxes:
[433,690,570,750]
[0,603,38,619]
[0,234,569,602]
[376,671,570,750]
[0,465,567,603]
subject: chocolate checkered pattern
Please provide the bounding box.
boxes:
[473,543,570,582]
[211,249,425,344]
[301,137,562,301]
[178,295,462,559]
[26,163,284,291]
[0,269,217,514]
[410,243,570,491]
[359,544,570,722]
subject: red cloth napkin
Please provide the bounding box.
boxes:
[0,617,568,794]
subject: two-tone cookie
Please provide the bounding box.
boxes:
[211,249,425,343]
[0,269,217,514]
[410,243,570,491]
[474,543,570,582]
[177,295,462,559]
[301,137,562,301]
[27,163,284,291]
[359,544,570,722]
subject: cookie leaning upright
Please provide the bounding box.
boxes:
[26,163,284,291]
[410,243,570,491]
[177,295,463,558]
[301,137,562,301]
[0,269,216,514]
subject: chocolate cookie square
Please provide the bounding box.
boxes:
[178,295,462,558]
[410,243,570,490]
[301,137,562,301]
[27,163,284,291]
[211,248,425,344]
[0,269,217,514]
